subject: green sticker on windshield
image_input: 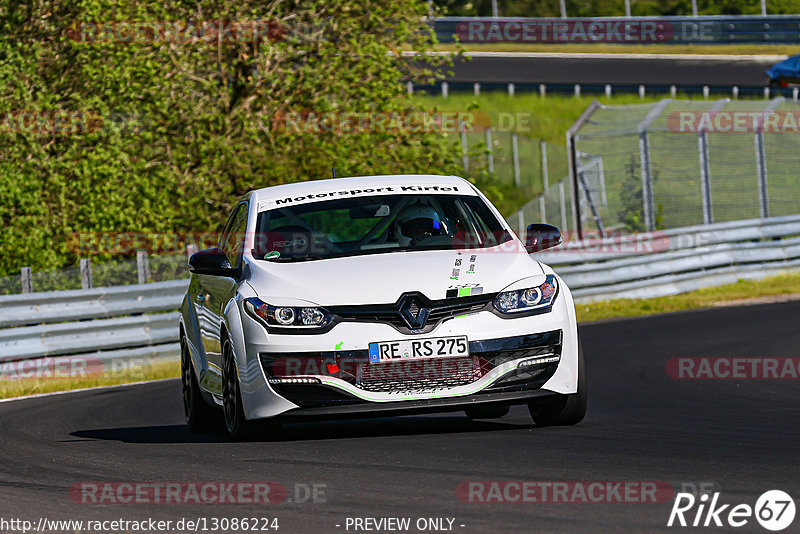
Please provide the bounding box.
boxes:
[264,251,280,259]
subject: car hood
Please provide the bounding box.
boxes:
[245,246,544,306]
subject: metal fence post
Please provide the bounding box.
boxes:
[566,99,603,240]
[698,98,728,225]
[80,258,93,289]
[559,181,568,231]
[484,128,494,174]
[637,99,671,231]
[539,84,546,98]
[517,209,525,238]
[755,132,769,218]
[540,140,549,191]
[538,195,546,223]
[473,82,480,96]
[511,132,521,187]
[508,83,515,97]
[186,244,198,263]
[460,120,469,172]
[20,267,33,294]
[136,251,150,284]
[406,81,413,95]
[754,97,784,218]
[638,131,655,231]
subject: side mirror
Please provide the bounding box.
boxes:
[525,223,562,253]
[188,247,240,278]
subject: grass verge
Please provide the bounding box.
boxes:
[0,359,179,400]
[576,272,800,323]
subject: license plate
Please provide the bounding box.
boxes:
[368,336,469,363]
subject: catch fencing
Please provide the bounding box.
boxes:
[0,251,189,296]
[513,97,800,238]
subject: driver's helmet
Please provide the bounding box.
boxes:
[394,203,444,246]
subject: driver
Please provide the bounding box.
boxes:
[393,203,447,246]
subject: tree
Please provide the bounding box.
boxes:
[0,0,463,274]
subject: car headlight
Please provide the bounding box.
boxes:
[494,275,558,314]
[244,297,332,329]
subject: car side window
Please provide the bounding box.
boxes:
[220,203,248,268]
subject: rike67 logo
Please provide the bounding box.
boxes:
[668,490,795,531]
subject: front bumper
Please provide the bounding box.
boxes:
[232,284,579,419]
[261,329,562,413]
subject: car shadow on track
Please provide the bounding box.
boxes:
[70,415,533,443]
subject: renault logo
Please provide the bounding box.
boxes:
[399,296,430,329]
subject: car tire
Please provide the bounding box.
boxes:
[181,336,221,433]
[222,337,278,441]
[528,341,587,427]
[465,405,510,419]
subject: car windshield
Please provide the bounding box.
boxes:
[252,194,513,262]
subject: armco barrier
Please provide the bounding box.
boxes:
[0,279,188,328]
[0,280,188,373]
[535,216,800,302]
[1,215,799,370]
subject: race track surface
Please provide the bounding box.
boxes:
[1,301,798,533]
[446,55,775,86]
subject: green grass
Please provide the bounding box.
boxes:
[414,92,665,144]
[415,91,800,227]
[0,360,179,400]
[576,272,800,323]
[433,43,799,55]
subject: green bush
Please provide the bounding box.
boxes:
[0,1,469,276]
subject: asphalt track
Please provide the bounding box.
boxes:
[1,300,799,533]
[446,54,778,86]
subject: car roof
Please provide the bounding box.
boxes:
[251,174,476,206]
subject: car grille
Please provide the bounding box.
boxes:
[328,292,494,334]
[354,355,490,393]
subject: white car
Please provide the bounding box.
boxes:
[179,174,585,439]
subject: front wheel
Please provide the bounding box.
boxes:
[528,341,587,427]
[222,338,279,440]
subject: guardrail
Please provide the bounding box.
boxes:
[409,81,799,101]
[535,216,800,302]
[1,215,799,370]
[433,15,800,44]
[0,279,188,371]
